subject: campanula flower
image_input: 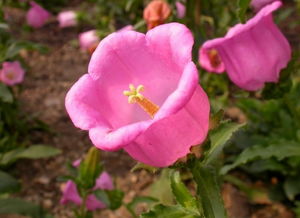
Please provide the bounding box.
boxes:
[78,30,100,53]
[176,1,186,19]
[199,1,291,91]
[26,1,51,28]
[57,11,77,28]
[143,0,171,30]
[66,23,210,167]
[251,0,279,12]
[60,160,113,211]
[0,61,25,86]
[118,25,134,32]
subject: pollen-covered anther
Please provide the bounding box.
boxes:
[123,84,159,118]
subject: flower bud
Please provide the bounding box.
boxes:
[79,147,102,189]
[143,0,171,30]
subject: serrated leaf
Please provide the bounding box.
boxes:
[149,169,173,205]
[0,84,13,103]
[0,198,47,218]
[0,171,20,194]
[203,122,245,166]
[126,196,158,218]
[170,171,199,215]
[283,176,300,201]
[192,163,227,218]
[221,141,300,175]
[94,189,124,210]
[141,204,201,218]
[0,145,61,165]
[237,0,251,23]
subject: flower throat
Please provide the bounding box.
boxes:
[123,84,159,118]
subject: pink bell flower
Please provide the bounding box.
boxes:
[60,163,113,211]
[198,1,291,91]
[251,0,279,12]
[118,25,134,32]
[175,1,186,19]
[78,30,100,52]
[57,11,77,28]
[26,1,51,28]
[0,61,25,86]
[65,23,210,167]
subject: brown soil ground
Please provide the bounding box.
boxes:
[3,1,299,217]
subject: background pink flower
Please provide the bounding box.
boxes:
[60,171,113,211]
[66,23,210,167]
[0,61,25,86]
[78,30,100,52]
[175,1,186,19]
[251,0,279,12]
[26,1,51,28]
[199,1,291,91]
[57,11,77,28]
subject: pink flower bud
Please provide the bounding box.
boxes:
[78,30,100,53]
[26,1,51,28]
[57,11,77,28]
[60,159,113,211]
[251,0,279,12]
[175,1,186,19]
[0,61,25,86]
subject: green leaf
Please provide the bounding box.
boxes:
[94,189,124,210]
[0,84,13,103]
[131,162,158,173]
[0,198,47,218]
[170,171,199,215]
[283,176,300,201]
[149,169,173,205]
[237,0,251,23]
[141,204,201,218]
[0,171,20,194]
[126,196,158,218]
[192,162,227,218]
[203,122,245,166]
[0,145,61,166]
[5,41,47,59]
[221,141,300,175]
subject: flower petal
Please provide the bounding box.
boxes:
[124,86,210,167]
[146,23,193,70]
[65,74,108,130]
[155,62,199,119]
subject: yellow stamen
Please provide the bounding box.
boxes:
[123,84,159,118]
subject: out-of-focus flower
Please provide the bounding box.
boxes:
[57,11,77,28]
[0,61,25,86]
[60,171,113,211]
[65,23,210,167]
[175,1,186,19]
[26,1,51,28]
[143,0,171,30]
[118,25,134,32]
[198,1,291,91]
[251,0,279,12]
[79,30,100,54]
